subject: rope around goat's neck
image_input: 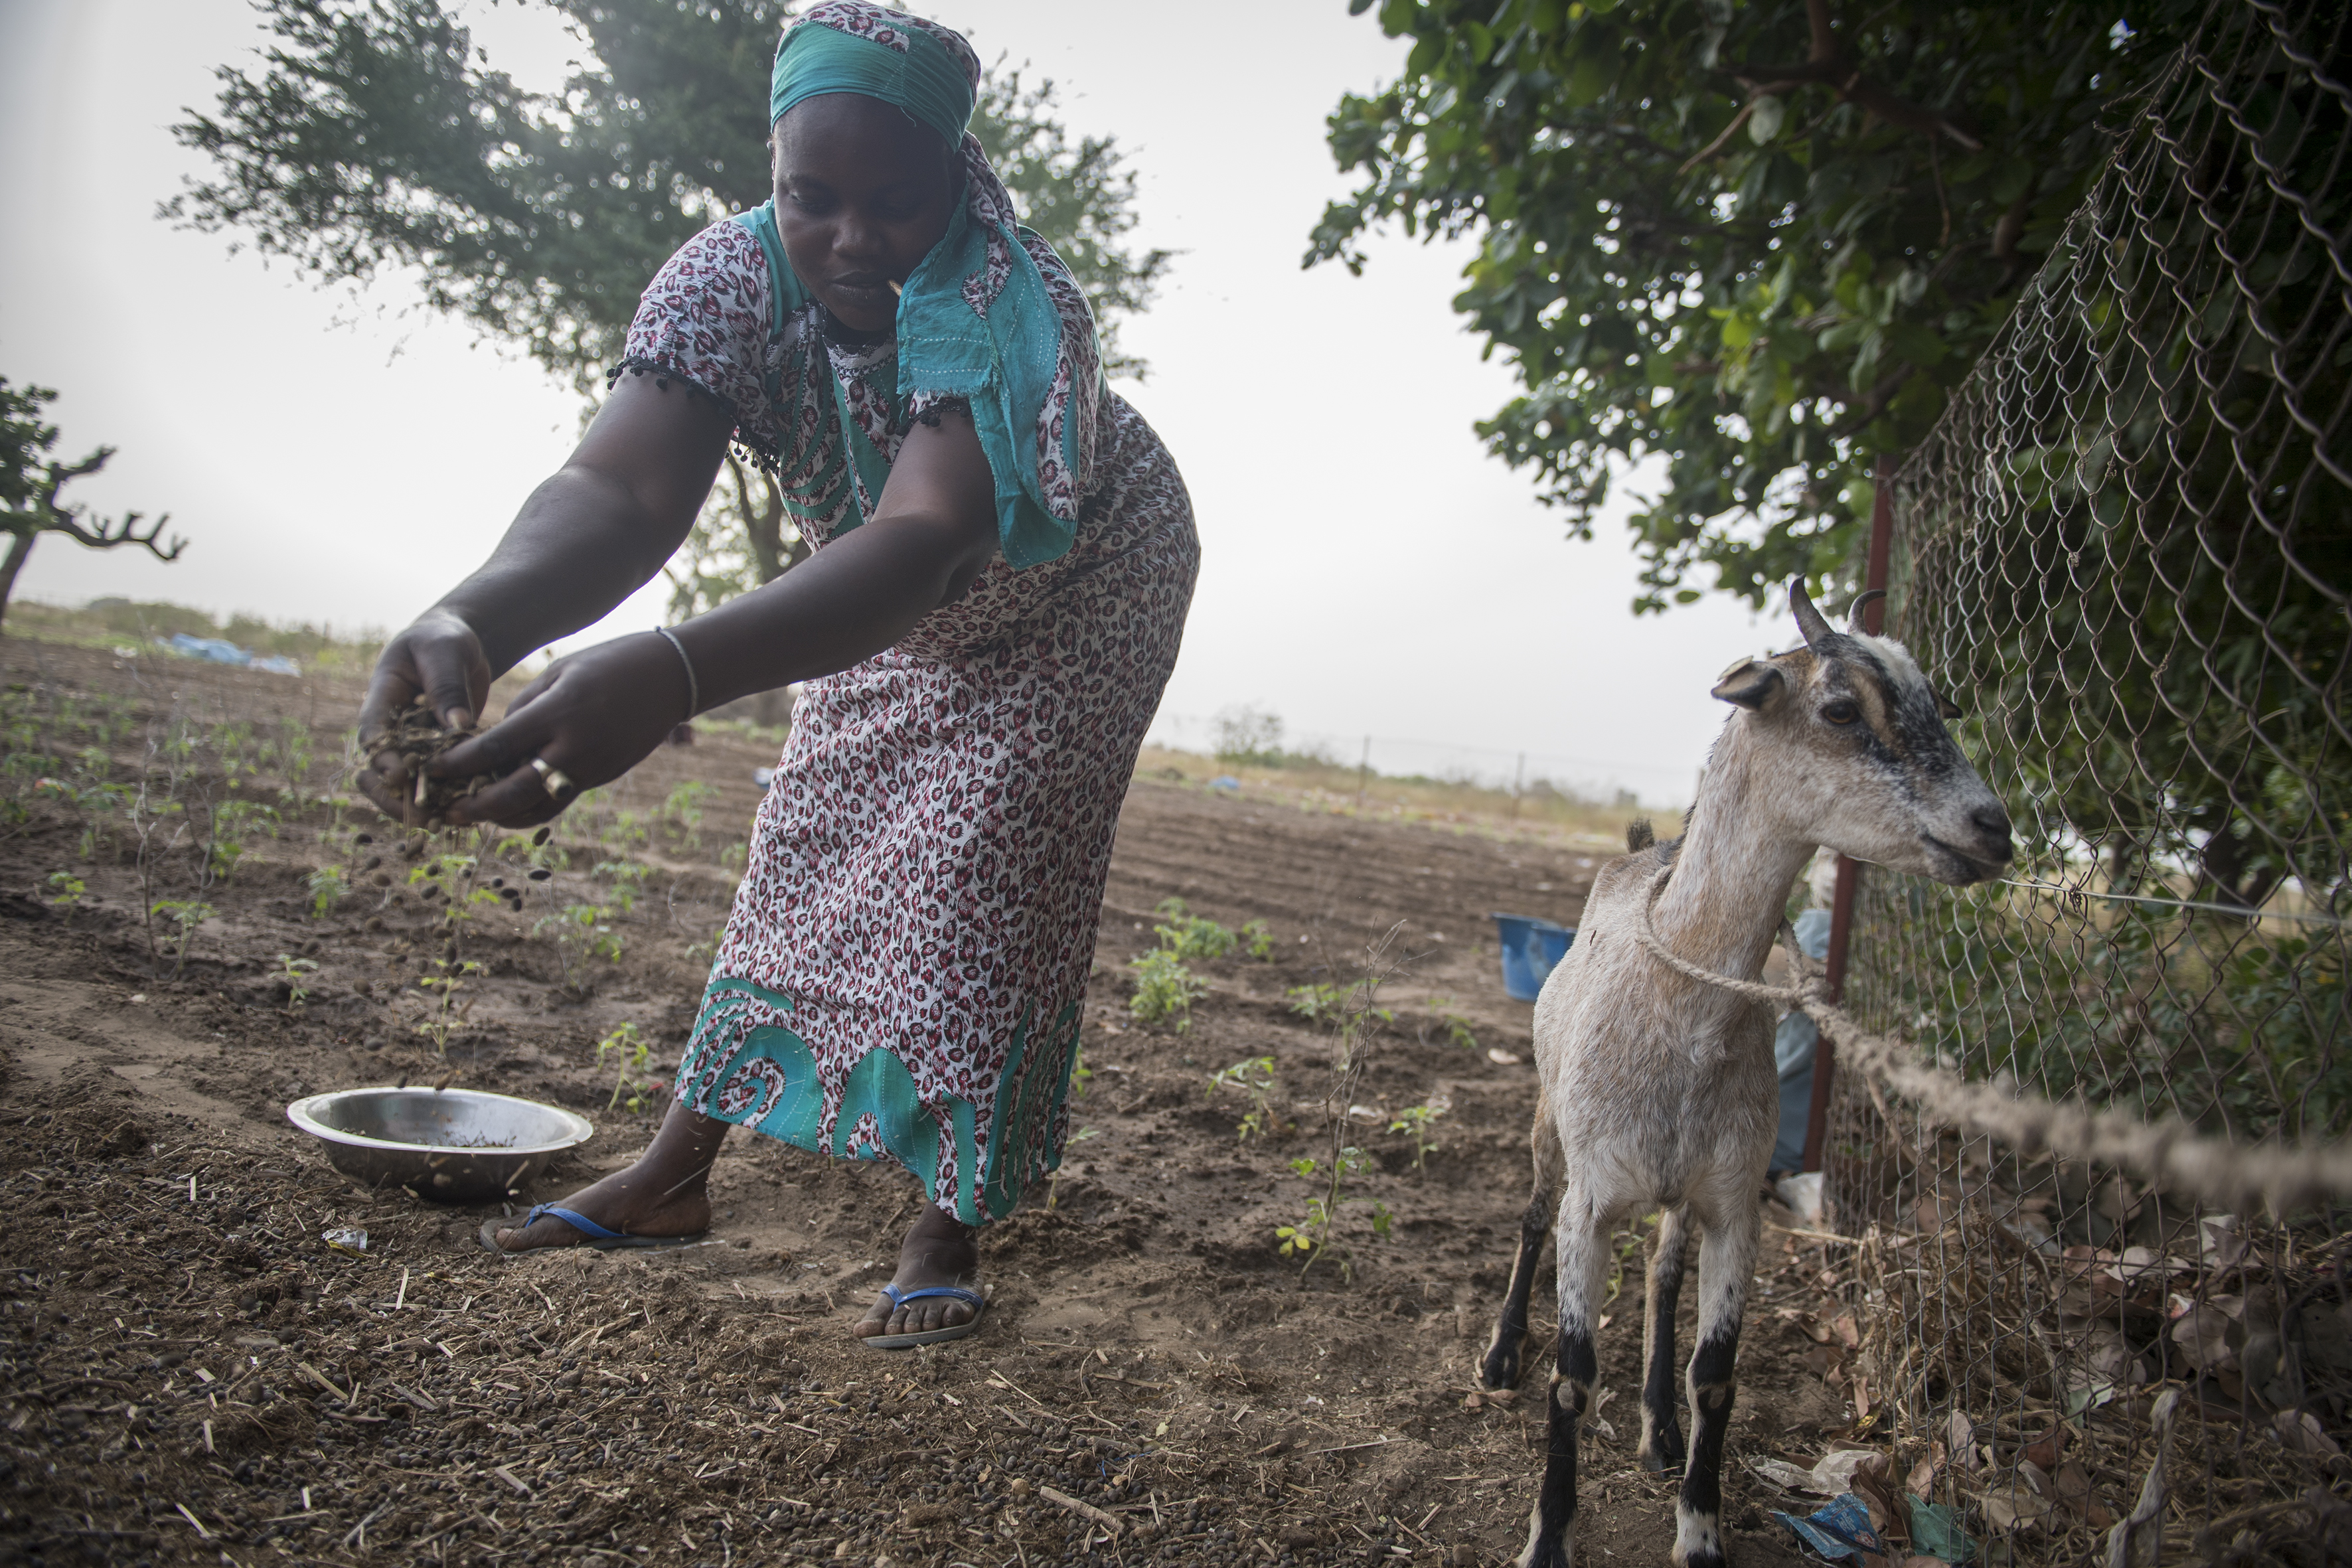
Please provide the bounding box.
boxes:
[1625,861,2352,1215]
[1630,862,1822,1010]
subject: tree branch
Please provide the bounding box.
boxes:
[1677,102,1758,175]
[38,445,114,512]
[42,505,186,562]
[1724,22,1986,154]
[1806,0,1838,63]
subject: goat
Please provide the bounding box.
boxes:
[1480,582,2013,1568]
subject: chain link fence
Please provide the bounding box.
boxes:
[1824,1,2351,1559]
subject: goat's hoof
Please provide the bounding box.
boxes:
[1638,1438,1686,1474]
[1478,1341,1523,1391]
[1672,1502,1725,1568]
[1514,1535,1573,1568]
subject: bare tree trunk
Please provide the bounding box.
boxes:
[0,527,36,633]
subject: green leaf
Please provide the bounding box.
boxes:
[1747,94,1784,144]
[1565,50,1611,108]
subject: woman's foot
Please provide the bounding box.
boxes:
[854,1200,981,1341]
[486,1104,726,1254]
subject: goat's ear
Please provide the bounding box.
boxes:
[1711,658,1784,710]
[1933,689,1963,720]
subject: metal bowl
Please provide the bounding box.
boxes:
[286,1087,593,1204]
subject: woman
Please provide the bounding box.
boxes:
[358,1,1196,1348]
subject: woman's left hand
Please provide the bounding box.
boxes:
[429,633,694,828]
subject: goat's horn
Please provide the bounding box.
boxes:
[1790,580,1834,647]
[1847,588,1887,633]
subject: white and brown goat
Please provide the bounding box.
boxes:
[1480,582,2013,1568]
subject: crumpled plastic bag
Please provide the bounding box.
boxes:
[1908,1500,1977,1563]
[1773,1494,1887,1561]
[1773,1492,1978,1566]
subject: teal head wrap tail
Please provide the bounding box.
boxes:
[747,3,1101,570]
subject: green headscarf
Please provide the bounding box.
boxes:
[770,9,975,147]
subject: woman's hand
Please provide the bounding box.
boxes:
[356,611,495,828]
[426,633,696,829]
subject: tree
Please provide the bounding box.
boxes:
[1311,0,2199,613]
[166,0,1172,617]
[1,380,185,632]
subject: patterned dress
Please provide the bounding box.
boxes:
[613,117,1197,1224]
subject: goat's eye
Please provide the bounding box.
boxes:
[1822,700,1861,726]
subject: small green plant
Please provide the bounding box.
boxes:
[1283,937,1405,1279]
[1605,1212,1662,1306]
[204,799,279,880]
[1241,919,1277,961]
[598,807,650,854]
[1388,1095,1450,1171]
[44,870,85,906]
[1127,947,1206,1030]
[1046,1125,1101,1210]
[592,858,649,914]
[274,953,321,1012]
[1275,1147,1390,1277]
[684,920,727,968]
[1206,1055,1280,1140]
[151,900,214,981]
[306,864,350,919]
[596,1022,657,1113]
[660,781,717,849]
[1288,981,1394,1026]
[413,957,481,1055]
[1422,996,1479,1051]
[35,771,131,860]
[1152,896,1236,961]
[1069,1044,1094,1100]
[208,720,258,785]
[264,717,317,808]
[536,902,624,994]
[496,827,568,875]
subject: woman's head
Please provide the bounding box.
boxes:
[771,96,958,333]
[767,4,983,333]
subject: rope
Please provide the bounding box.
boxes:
[1628,864,2352,1215]
[1630,864,1812,1008]
[1995,874,2348,929]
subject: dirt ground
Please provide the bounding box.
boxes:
[0,636,1857,1568]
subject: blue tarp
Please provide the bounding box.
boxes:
[161,633,300,676]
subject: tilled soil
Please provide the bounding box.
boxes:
[0,637,1847,1568]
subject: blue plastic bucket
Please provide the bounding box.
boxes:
[1491,913,1577,1002]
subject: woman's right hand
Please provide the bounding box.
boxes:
[356,610,495,828]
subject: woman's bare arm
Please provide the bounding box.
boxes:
[356,374,733,751]
[392,402,1000,829]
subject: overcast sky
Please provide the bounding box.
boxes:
[0,0,1776,806]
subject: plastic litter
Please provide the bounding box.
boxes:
[1772,1494,1885,1562]
[321,1227,369,1255]
[1776,1170,1827,1222]
[1908,1500,1978,1563]
[161,632,300,676]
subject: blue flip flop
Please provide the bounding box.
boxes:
[478,1204,708,1257]
[860,1283,988,1350]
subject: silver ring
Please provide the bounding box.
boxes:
[529,757,575,799]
